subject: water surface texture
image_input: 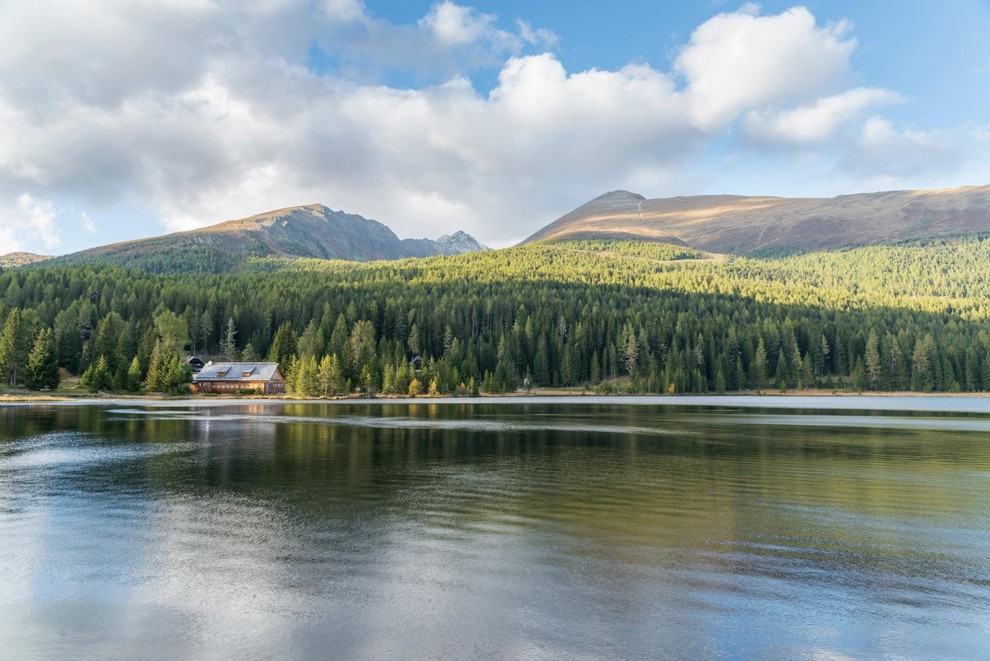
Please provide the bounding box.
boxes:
[1,400,989,659]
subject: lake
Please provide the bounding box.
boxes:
[1,397,989,659]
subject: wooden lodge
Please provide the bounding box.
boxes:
[192,362,286,394]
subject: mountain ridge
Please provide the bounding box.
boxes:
[522,185,990,255]
[56,204,488,272]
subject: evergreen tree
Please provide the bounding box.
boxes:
[219,317,238,360]
[318,354,334,396]
[24,328,60,390]
[751,338,768,390]
[126,356,143,392]
[81,355,112,392]
[154,309,190,355]
[865,329,881,390]
[0,308,29,386]
[145,339,165,391]
[268,321,297,366]
[241,342,259,361]
[198,311,213,354]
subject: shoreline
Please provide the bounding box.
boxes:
[5,390,990,414]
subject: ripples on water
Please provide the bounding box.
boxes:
[1,400,989,660]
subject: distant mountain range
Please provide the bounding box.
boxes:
[522,185,990,255]
[49,204,488,273]
[6,185,990,273]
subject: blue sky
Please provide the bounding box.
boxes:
[1,0,988,254]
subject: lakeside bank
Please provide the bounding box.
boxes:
[5,391,990,414]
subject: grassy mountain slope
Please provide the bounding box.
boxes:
[57,204,487,273]
[0,252,52,268]
[522,186,990,255]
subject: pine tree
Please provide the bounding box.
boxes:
[126,357,143,392]
[0,308,29,386]
[381,362,396,394]
[268,321,297,366]
[145,340,163,391]
[852,357,867,393]
[147,344,190,394]
[622,323,639,377]
[81,355,112,392]
[23,328,60,391]
[241,342,258,362]
[198,311,213,354]
[589,349,601,384]
[219,317,238,360]
[865,329,881,390]
[751,338,768,390]
[327,354,344,395]
[318,354,333,397]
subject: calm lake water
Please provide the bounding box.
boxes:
[2,397,989,660]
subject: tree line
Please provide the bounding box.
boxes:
[3,238,990,395]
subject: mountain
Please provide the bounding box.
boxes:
[0,252,52,267]
[58,204,488,273]
[522,186,990,255]
[435,230,489,254]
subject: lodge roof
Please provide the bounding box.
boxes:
[193,362,283,382]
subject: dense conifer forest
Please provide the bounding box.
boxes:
[3,237,990,395]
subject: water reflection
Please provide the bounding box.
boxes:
[1,402,989,659]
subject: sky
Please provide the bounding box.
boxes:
[1,0,989,255]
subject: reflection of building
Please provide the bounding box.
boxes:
[192,362,286,394]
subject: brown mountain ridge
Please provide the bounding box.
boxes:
[522,185,990,255]
[57,204,488,272]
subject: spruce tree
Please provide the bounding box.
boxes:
[127,357,143,392]
[81,355,112,392]
[219,317,238,360]
[268,321,297,366]
[24,328,60,391]
[145,340,164,391]
[0,308,29,386]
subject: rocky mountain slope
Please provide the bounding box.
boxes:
[58,204,487,272]
[522,186,990,255]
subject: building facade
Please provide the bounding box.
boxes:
[192,362,286,394]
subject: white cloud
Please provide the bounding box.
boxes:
[844,117,969,179]
[420,2,497,47]
[0,194,59,253]
[0,3,980,252]
[80,212,97,234]
[323,0,365,23]
[742,87,902,146]
[416,2,554,55]
[517,20,559,48]
[676,7,856,130]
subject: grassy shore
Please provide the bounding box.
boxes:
[3,386,990,403]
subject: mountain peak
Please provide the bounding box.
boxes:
[522,185,990,255]
[58,204,488,273]
[436,230,490,254]
[593,190,646,202]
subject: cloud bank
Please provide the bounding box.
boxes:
[0,2,982,252]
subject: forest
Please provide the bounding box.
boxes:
[3,237,990,396]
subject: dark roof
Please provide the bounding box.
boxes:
[193,362,282,382]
